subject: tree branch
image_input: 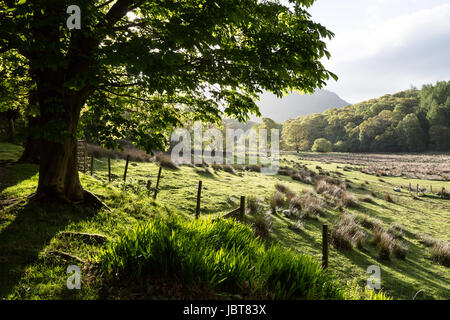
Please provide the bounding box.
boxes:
[98,87,158,103]
[95,0,117,10]
[103,0,140,28]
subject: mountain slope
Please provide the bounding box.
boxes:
[252,89,350,122]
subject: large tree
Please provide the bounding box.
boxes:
[1,0,336,202]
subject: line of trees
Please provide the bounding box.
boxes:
[1,0,337,202]
[282,81,450,153]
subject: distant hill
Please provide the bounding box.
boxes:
[281,80,450,153]
[252,89,350,123]
[222,118,256,131]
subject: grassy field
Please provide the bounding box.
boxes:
[0,142,448,300]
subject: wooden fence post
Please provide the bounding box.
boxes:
[322,224,329,269]
[90,156,94,176]
[409,182,411,192]
[123,155,130,182]
[146,180,152,196]
[153,166,162,200]
[108,158,111,182]
[430,185,432,193]
[239,196,245,221]
[196,180,202,219]
[416,184,419,195]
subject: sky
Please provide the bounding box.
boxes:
[306,0,450,103]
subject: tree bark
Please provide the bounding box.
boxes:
[19,116,41,164]
[7,117,15,143]
[36,135,84,202]
[23,0,134,204]
[19,89,41,163]
[35,94,85,202]
[4,109,19,144]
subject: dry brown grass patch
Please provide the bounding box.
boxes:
[270,191,285,213]
[393,241,408,260]
[384,192,394,203]
[330,213,365,251]
[156,153,179,170]
[372,227,394,260]
[430,240,450,267]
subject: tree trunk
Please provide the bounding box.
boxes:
[19,116,41,164]
[19,90,41,163]
[36,133,84,202]
[7,117,15,143]
[35,92,85,203]
[4,109,19,144]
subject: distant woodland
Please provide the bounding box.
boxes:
[281,81,450,153]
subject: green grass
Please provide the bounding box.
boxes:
[0,142,23,162]
[95,216,351,299]
[0,145,448,299]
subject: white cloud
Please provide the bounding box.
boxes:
[327,4,450,65]
[317,3,450,102]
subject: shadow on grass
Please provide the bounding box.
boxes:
[0,163,38,196]
[333,239,450,300]
[0,200,97,298]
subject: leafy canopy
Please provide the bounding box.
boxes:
[1,0,336,151]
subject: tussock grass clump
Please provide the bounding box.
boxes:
[289,168,316,185]
[246,196,263,215]
[372,227,394,260]
[387,223,404,239]
[123,148,153,162]
[87,143,112,159]
[338,182,348,190]
[194,161,209,168]
[315,179,359,208]
[330,213,365,251]
[356,216,382,231]
[360,195,376,204]
[298,191,326,218]
[87,143,152,162]
[195,167,212,175]
[288,196,302,213]
[156,153,178,170]
[340,192,360,208]
[430,240,450,267]
[393,241,408,260]
[222,164,235,174]
[289,220,303,232]
[251,212,273,238]
[245,164,261,172]
[95,217,366,299]
[419,234,437,247]
[274,183,296,201]
[291,173,314,185]
[277,166,296,176]
[437,187,450,199]
[270,191,285,213]
[315,179,343,198]
[384,192,394,203]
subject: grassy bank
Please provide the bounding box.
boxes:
[0,142,448,299]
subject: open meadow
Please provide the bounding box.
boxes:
[0,142,448,300]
